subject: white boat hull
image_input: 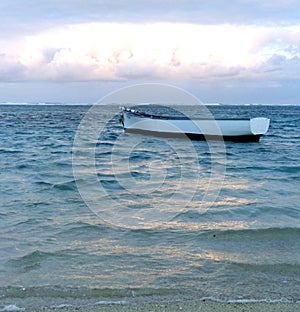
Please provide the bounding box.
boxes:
[121,109,270,142]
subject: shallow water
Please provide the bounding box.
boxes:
[0,104,299,309]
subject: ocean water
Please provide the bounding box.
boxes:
[0,104,299,310]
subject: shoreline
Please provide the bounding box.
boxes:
[29,301,299,312]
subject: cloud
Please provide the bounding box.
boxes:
[255,54,300,80]
[0,54,26,82]
[1,0,300,38]
[1,1,300,103]
[2,22,299,84]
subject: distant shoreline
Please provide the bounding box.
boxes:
[1,102,300,106]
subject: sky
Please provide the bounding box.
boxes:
[1,0,300,104]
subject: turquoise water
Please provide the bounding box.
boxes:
[0,104,299,309]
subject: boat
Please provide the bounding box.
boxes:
[120,107,270,142]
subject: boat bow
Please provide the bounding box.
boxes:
[250,117,270,135]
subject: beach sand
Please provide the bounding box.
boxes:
[31,301,298,312]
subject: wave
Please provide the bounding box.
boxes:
[52,180,78,191]
[0,285,170,301]
[6,250,50,273]
[5,247,94,275]
[144,225,300,242]
[51,300,128,309]
[57,221,117,237]
[0,305,25,312]
[14,218,41,227]
[0,212,7,218]
[34,179,79,191]
[7,249,69,266]
[0,148,24,154]
[230,262,300,274]
[0,102,91,106]
[199,227,300,239]
[200,296,297,303]
[213,103,300,106]
[34,181,53,187]
[0,102,34,106]
[277,165,300,173]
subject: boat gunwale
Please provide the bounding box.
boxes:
[123,110,252,121]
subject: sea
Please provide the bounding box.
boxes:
[0,103,299,310]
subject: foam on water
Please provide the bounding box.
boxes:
[0,305,25,312]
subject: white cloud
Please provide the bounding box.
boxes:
[1,22,300,84]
